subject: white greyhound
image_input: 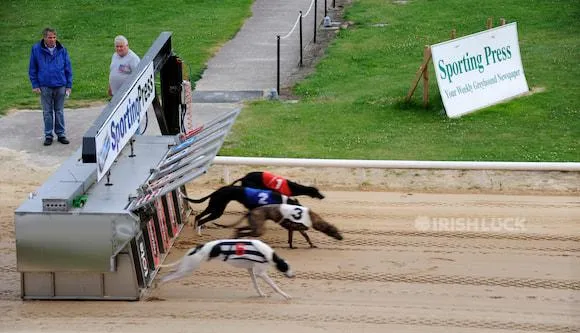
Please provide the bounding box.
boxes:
[157,239,294,300]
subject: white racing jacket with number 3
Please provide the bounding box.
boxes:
[278,204,312,228]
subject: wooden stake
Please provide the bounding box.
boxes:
[500,18,506,26]
[487,17,493,29]
[405,48,432,102]
[451,29,456,39]
[423,46,431,108]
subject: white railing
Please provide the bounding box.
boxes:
[214,156,580,171]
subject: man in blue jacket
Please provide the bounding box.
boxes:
[29,27,73,146]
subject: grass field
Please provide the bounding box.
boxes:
[0,0,253,112]
[1,0,578,162]
[221,0,579,162]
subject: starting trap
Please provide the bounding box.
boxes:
[14,32,240,300]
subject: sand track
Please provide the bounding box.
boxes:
[1,168,579,332]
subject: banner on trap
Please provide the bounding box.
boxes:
[132,190,186,288]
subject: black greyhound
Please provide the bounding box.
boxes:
[230,171,325,199]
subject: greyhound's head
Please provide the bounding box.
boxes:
[286,197,301,206]
[306,186,325,199]
[182,244,208,268]
[272,252,294,278]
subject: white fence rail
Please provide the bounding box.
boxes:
[214,156,580,172]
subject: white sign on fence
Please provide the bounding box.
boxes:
[430,22,529,118]
[95,62,155,182]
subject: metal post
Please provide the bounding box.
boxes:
[129,139,136,157]
[333,0,335,9]
[277,35,281,94]
[299,11,303,67]
[324,0,327,17]
[314,0,317,43]
[105,170,113,187]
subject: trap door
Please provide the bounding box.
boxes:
[127,107,241,212]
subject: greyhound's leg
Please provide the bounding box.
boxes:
[257,272,291,300]
[194,206,213,225]
[249,268,266,297]
[235,226,255,238]
[196,212,225,227]
[194,213,206,233]
[299,230,317,248]
[159,270,188,284]
[287,229,295,249]
[195,201,227,226]
[194,210,210,235]
[196,211,226,235]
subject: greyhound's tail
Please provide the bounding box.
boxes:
[311,214,343,241]
[213,212,250,228]
[228,176,244,186]
[272,252,294,278]
[178,188,212,204]
[158,257,183,269]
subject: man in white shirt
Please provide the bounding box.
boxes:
[108,35,140,96]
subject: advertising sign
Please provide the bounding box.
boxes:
[130,232,150,287]
[154,198,171,252]
[144,218,160,268]
[173,187,187,225]
[431,22,529,118]
[163,192,180,237]
[95,63,155,181]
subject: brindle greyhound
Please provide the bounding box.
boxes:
[216,204,343,248]
[229,171,325,199]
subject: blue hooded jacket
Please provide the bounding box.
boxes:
[28,40,73,89]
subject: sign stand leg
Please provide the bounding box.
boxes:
[105,170,113,187]
[486,17,493,29]
[422,46,431,108]
[405,45,432,106]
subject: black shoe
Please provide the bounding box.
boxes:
[57,136,70,144]
[43,137,53,146]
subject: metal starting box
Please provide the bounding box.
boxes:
[14,32,240,300]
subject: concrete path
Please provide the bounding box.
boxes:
[194,0,321,92]
[191,0,325,126]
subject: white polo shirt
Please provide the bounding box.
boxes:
[109,49,140,95]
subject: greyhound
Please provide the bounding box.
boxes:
[157,239,294,299]
[216,204,343,248]
[230,171,325,199]
[178,186,301,232]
